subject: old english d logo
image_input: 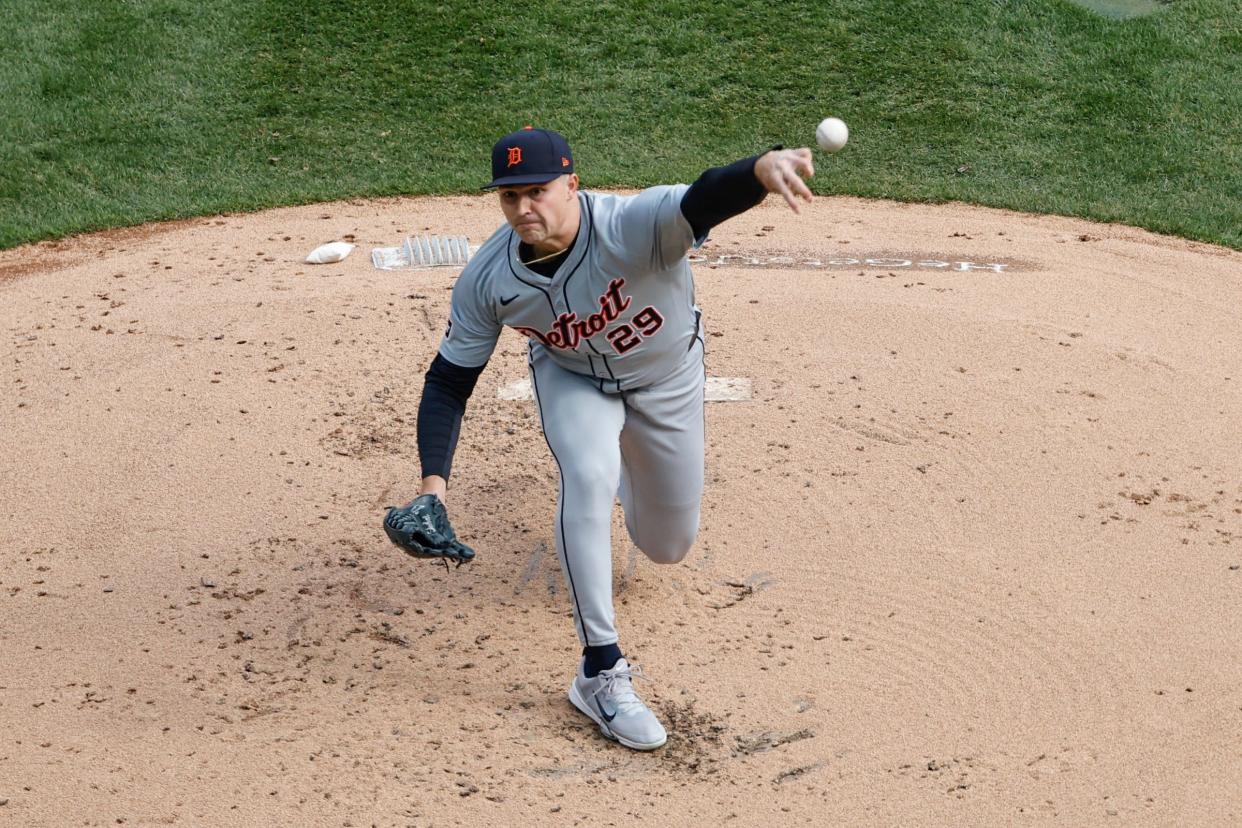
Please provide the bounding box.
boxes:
[506,146,523,167]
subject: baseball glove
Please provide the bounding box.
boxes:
[383,494,475,567]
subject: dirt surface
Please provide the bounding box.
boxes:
[1,194,1240,826]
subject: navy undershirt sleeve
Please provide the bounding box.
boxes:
[679,152,771,240]
[417,352,485,480]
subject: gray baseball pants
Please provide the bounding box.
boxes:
[528,339,706,646]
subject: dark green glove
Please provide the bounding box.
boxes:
[383,494,475,566]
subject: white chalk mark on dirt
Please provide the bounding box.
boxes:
[498,376,752,401]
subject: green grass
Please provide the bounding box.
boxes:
[1,0,1239,249]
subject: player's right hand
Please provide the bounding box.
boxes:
[754,148,815,214]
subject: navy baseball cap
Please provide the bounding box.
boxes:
[482,127,574,189]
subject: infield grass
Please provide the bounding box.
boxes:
[1,0,1239,249]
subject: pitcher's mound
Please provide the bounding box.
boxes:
[2,194,1239,825]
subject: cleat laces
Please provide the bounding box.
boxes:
[593,663,651,715]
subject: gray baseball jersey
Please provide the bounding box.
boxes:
[438,185,701,391]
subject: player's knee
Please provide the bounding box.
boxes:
[562,458,621,499]
[637,524,698,565]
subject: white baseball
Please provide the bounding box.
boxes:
[815,117,849,153]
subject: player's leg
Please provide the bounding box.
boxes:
[618,338,706,564]
[528,344,625,647]
[531,346,667,750]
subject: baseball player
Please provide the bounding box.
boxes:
[384,127,814,750]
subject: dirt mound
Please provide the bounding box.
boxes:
[2,194,1239,825]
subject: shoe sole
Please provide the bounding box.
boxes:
[568,683,667,751]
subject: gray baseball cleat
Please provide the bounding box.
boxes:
[568,657,667,750]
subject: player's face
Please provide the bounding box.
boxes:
[498,174,580,247]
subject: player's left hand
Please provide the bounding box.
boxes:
[754,148,815,214]
[383,494,476,567]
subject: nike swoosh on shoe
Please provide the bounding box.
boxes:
[594,696,617,722]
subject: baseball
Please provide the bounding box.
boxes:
[815,117,849,153]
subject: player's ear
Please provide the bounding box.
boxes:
[565,173,579,196]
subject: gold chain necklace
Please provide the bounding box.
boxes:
[522,245,570,265]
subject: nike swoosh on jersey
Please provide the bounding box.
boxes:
[499,294,519,306]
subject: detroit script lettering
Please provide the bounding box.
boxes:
[513,278,664,355]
